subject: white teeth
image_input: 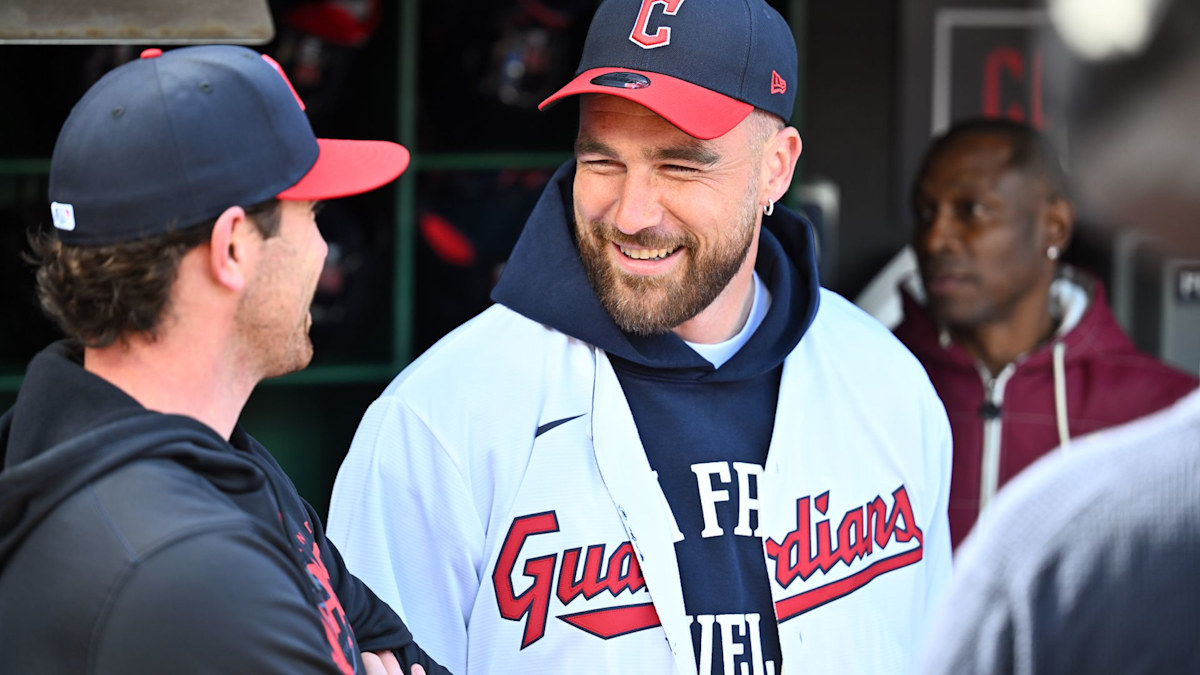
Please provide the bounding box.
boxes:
[620,246,676,260]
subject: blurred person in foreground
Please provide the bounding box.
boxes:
[894,117,1196,549]
[919,0,1200,672]
[327,1,953,673]
[0,45,446,675]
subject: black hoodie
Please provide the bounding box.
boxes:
[0,341,447,674]
[492,162,821,672]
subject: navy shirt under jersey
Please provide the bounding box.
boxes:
[613,361,784,675]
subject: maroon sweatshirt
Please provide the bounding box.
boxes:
[895,275,1197,549]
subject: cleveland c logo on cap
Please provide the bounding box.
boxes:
[629,0,686,49]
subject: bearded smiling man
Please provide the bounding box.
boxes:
[572,103,775,337]
[328,1,953,674]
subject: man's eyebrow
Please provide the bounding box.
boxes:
[647,143,720,166]
[574,137,613,157]
[574,136,721,166]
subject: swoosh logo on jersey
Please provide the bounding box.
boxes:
[559,602,661,639]
[535,414,586,438]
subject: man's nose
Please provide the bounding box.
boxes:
[916,205,960,254]
[612,172,664,235]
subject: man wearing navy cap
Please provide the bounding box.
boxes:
[330,1,952,673]
[0,45,446,674]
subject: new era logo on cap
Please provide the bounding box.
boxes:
[771,70,787,95]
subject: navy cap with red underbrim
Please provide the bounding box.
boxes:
[539,0,797,140]
[48,45,410,245]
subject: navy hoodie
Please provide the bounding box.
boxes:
[0,341,449,674]
[492,163,820,672]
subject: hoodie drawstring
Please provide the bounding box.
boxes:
[1053,341,1070,449]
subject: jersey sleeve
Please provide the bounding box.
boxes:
[91,525,362,674]
[327,393,486,675]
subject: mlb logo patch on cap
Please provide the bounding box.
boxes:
[51,202,76,232]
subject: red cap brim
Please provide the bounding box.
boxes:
[539,67,753,140]
[278,138,410,201]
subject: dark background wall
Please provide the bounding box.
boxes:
[5,0,1172,517]
[802,1,900,297]
[6,0,916,516]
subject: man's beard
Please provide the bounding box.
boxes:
[234,276,316,380]
[575,198,758,336]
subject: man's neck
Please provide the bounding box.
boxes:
[949,288,1058,377]
[84,333,256,440]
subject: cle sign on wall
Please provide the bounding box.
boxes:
[931,9,1057,136]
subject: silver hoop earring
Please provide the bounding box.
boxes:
[764,200,775,217]
[1047,246,1060,261]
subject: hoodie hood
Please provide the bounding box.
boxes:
[0,341,264,569]
[491,161,820,382]
[895,267,1138,371]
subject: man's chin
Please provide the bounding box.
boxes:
[930,306,988,333]
[293,341,315,373]
[610,314,676,336]
[603,289,692,335]
[260,342,315,381]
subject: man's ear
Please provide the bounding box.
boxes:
[208,205,252,292]
[761,126,803,206]
[1044,195,1076,253]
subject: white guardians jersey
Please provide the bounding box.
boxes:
[328,291,952,674]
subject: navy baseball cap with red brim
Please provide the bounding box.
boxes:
[49,45,409,245]
[538,0,797,140]
[278,138,410,201]
[540,67,753,141]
